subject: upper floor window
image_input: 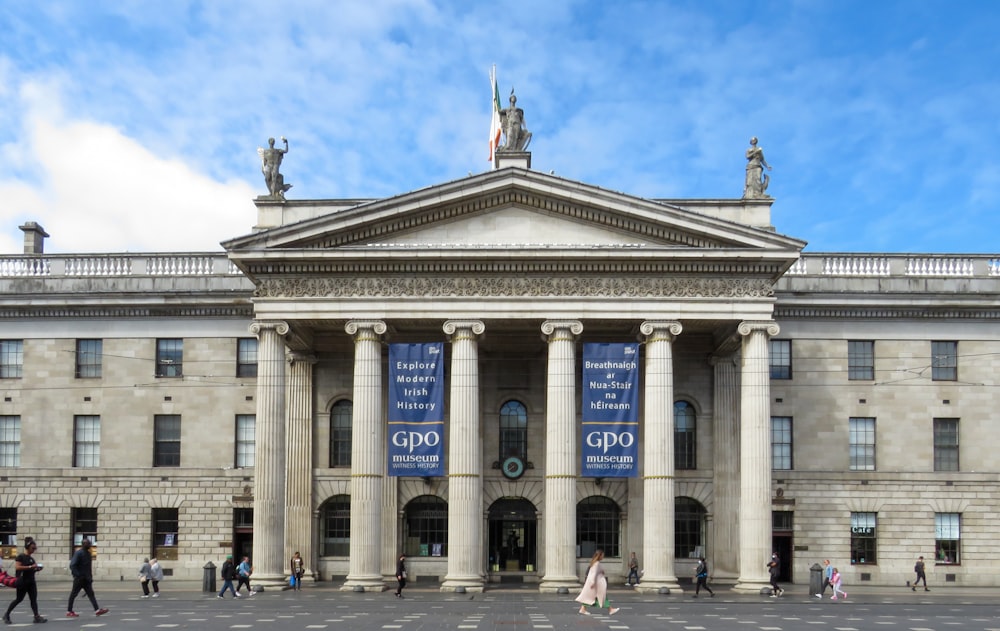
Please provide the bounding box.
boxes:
[674,401,696,470]
[75,339,103,379]
[73,415,101,468]
[931,341,957,381]
[154,414,181,467]
[499,400,528,462]
[851,512,877,564]
[935,513,960,564]
[933,418,959,472]
[0,416,20,467]
[329,400,352,467]
[236,338,258,378]
[235,414,255,468]
[849,417,876,471]
[155,339,183,378]
[769,340,792,379]
[0,341,24,379]
[771,416,793,470]
[847,340,874,380]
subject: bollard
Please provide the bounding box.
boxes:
[809,562,824,596]
[203,561,217,593]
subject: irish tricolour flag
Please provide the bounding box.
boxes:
[489,65,502,162]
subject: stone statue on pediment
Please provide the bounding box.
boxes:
[258,136,293,200]
[498,91,532,153]
[743,136,772,199]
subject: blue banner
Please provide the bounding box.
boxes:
[388,343,445,477]
[581,343,639,478]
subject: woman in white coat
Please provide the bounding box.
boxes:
[575,549,619,615]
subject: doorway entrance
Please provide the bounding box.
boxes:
[488,499,537,572]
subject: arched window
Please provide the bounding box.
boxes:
[329,400,352,467]
[320,495,350,556]
[499,400,528,461]
[674,401,696,470]
[675,497,707,559]
[403,495,448,557]
[576,496,621,558]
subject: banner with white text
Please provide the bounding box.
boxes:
[388,343,445,476]
[581,342,639,478]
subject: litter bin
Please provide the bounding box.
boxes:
[203,561,217,593]
[809,563,823,596]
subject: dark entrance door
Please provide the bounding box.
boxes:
[772,510,793,582]
[488,499,537,572]
[234,508,253,561]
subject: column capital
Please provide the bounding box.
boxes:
[344,320,387,337]
[249,320,289,337]
[737,320,780,337]
[540,320,583,341]
[287,351,317,366]
[639,320,682,340]
[443,320,485,337]
[709,353,739,368]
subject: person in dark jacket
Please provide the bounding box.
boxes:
[3,536,46,624]
[394,554,407,598]
[217,555,240,598]
[693,556,714,597]
[66,539,109,618]
[767,552,783,597]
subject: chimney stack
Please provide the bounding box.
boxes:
[19,222,50,254]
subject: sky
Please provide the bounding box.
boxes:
[1,0,999,255]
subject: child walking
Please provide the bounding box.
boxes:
[831,568,847,600]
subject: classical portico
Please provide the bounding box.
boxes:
[226,161,803,592]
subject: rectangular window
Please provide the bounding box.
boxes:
[0,416,21,467]
[155,339,183,377]
[851,512,877,564]
[771,416,793,470]
[674,402,696,470]
[152,508,179,560]
[235,415,255,468]
[847,340,875,380]
[73,415,101,468]
[935,513,960,564]
[933,418,959,472]
[71,507,98,552]
[849,417,876,471]
[153,415,181,467]
[236,338,258,378]
[769,340,792,379]
[931,341,957,381]
[0,508,16,548]
[75,339,103,379]
[0,340,24,379]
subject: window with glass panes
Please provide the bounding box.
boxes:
[0,416,20,467]
[329,400,352,467]
[235,415,255,468]
[771,416,792,470]
[0,340,23,379]
[769,340,792,379]
[931,341,957,381]
[674,401,696,470]
[577,496,621,558]
[73,415,100,467]
[935,513,960,564]
[499,400,528,461]
[0,508,16,547]
[236,338,258,378]
[849,417,876,471]
[403,496,448,557]
[675,497,707,560]
[155,338,183,377]
[847,340,874,380]
[75,339,102,378]
[71,507,98,552]
[152,508,179,560]
[850,512,877,564]
[933,418,959,472]
[153,415,181,467]
[321,495,351,556]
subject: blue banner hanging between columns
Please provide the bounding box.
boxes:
[388,343,445,476]
[581,343,639,478]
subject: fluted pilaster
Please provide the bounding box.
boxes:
[343,320,388,591]
[441,320,486,592]
[734,321,779,592]
[636,321,682,593]
[539,320,583,593]
[248,320,289,584]
[285,351,316,583]
[711,353,740,581]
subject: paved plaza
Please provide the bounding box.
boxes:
[3,582,997,631]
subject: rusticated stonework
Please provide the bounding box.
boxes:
[253,275,774,298]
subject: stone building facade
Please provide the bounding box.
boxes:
[1,154,998,590]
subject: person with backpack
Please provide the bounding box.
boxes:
[217,555,239,598]
[693,556,714,597]
[235,556,254,595]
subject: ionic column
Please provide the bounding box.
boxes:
[637,321,682,593]
[539,320,583,593]
[441,320,486,592]
[342,320,388,591]
[249,320,289,584]
[711,353,740,581]
[734,321,779,592]
[285,351,316,583]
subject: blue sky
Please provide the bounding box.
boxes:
[1,1,998,254]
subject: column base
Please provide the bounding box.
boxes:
[732,580,772,594]
[634,580,680,595]
[539,577,581,594]
[440,578,485,593]
[340,578,387,592]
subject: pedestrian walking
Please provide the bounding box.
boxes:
[831,568,847,600]
[217,555,240,599]
[911,556,929,591]
[138,558,152,597]
[575,549,619,616]
[149,558,163,597]
[767,552,783,597]
[289,552,305,591]
[2,536,46,624]
[816,559,833,598]
[693,556,714,597]
[66,539,109,618]
[625,552,640,586]
[394,554,407,598]
[235,556,253,595]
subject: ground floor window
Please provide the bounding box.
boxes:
[0,508,15,559]
[321,495,350,556]
[152,508,179,560]
[577,496,621,559]
[851,512,877,564]
[675,497,707,559]
[935,513,960,564]
[403,495,447,557]
[72,507,98,553]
